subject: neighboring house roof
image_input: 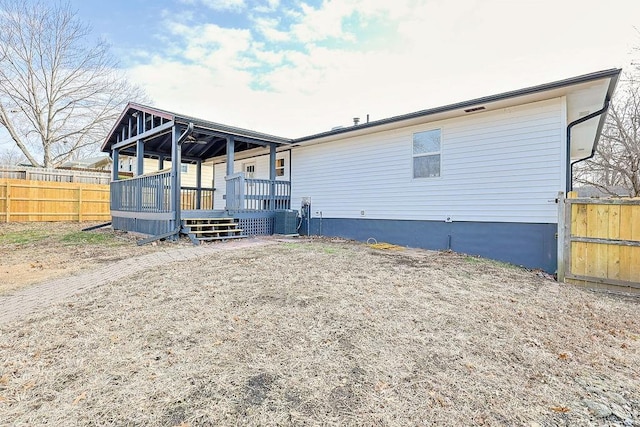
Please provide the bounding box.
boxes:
[102,68,620,163]
[61,155,112,169]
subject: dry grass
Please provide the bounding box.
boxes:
[0,222,187,293]
[1,239,639,425]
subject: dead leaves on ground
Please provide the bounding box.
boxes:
[72,392,86,405]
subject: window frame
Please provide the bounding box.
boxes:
[275,158,285,177]
[412,128,442,179]
[180,164,189,173]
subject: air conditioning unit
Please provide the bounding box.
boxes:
[274,209,298,235]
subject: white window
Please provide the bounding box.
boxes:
[276,158,285,177]
[243,162,256,178]
[413,129,441,178]
[181,164,188,173]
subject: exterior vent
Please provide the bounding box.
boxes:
[464,106,486,113]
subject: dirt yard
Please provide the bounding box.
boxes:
[0,227,639,425]
[0,222,187,293]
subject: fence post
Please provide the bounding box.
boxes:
[78,187,83,222]
[557,191,566,282]
[5,181,10,222]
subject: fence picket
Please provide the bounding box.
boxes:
[607,205,621,280]
[562,194,640,291]
[0,178,109,222]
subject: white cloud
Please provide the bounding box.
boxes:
[252,0,280,13]
[126,0,640,138]
[187,0,245,12]
[253,16,290,42]
[168,22,254,70]
[290,1,354,43]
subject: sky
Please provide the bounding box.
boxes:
[2,0,640,154]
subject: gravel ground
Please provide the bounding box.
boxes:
[0,238,638,426]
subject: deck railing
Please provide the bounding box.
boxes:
[225,173,291,211]
[111,171,172,213]
[112,172,288,213]
[245,178,291,210]
[180,187,214,210]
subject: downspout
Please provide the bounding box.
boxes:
[137,122,194,246]
[565,100,610,193]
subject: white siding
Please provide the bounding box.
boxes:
[291,98,564,224]
[213,151,291,209]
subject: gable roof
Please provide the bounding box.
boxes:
[102,68,621,162]
[101,103,292,162]
[292,68,622,156]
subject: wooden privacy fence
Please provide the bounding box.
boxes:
[0,179,110,222]
[558,192,640,291]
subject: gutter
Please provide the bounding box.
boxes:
[137,122,194,246]
[565,100,611,193]
[564,71,620,194]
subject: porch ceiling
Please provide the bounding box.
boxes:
[101,103,292,163]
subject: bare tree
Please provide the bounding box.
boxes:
[574,75,640,197]
[0,0,146,167]
[0,147,26,166]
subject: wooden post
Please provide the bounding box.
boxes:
[225,136,235,211]
[559,191,577,283]
[171,125,181,235]
[78,187,83,222]
[226,136,235,177]
[5,181,10,223]
[112,149,119,181]
[557,191,566,282]
[136,113,144,176]
[136,139,144,176]
[196,160,202,210]
[269,144,276,210]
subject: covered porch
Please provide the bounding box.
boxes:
[101,103,293,241]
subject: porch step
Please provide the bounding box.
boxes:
[184,218,235,224]
[188,223,240,230]
[196,235,247,242]
[189,229,244,235]
[181,217,246,245]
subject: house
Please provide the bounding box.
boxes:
[115,154,215,190]
[101,68,621,273]
[61,155,112,170]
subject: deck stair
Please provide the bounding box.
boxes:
[181,218,245,245]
